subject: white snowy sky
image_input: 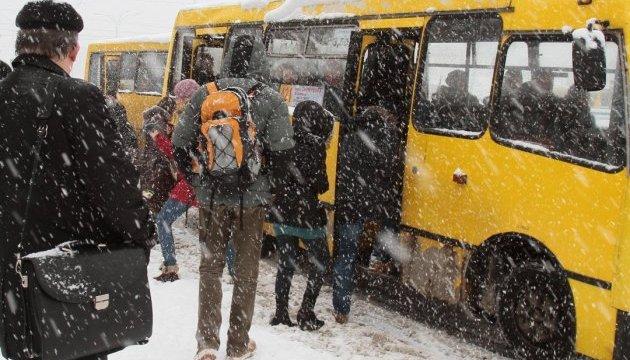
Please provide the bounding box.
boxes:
[0,0,217,78]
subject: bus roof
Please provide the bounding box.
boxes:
[87,34,171,53]
[173,0,627,31]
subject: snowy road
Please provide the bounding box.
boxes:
[111,215,506,360]
[1,214,507,360]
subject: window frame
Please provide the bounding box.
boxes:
[490,31,628,174]
[134,51,168,95]
[410,13,504,140]
[168,27,196,93]
[88,53,104,90]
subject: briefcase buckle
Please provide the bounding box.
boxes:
[94,294,110,311]
[21,276,28,288]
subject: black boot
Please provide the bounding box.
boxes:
[297,309,324,331]
[270,309,295,327]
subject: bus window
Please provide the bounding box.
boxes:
[413,15,501,135]
[118,52,138,92]
[222,26,266,80]
[494,36,626,168]
[105,59,120,96]
[88,53,103,90]
[169,28,195,91]
[266,25,356,115]
[192,45,224,85]
[136,52,167,94]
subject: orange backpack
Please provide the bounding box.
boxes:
[198,82,263,193]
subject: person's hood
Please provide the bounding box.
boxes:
[293,101,333,146]
[142,105,170,134]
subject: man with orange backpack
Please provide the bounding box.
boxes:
[172,77,293,360]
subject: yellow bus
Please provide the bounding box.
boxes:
[167,1,629,359]
[85,34,170,132]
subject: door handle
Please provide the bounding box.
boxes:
[453,168,468,185]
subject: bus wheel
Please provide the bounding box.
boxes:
[497,264,575,359]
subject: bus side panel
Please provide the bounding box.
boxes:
[570,280,617,360]
[319,121,340,205]
[117,92,161,134]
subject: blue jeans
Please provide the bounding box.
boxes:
[156,198,190,266]
[332,222,363,315]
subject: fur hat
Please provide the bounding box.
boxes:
[16,1,84,32]
[173,79,200,101]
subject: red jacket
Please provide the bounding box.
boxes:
[154,133,197,206]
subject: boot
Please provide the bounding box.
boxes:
[297,309,324,331]
[270,309,295,327]
[227,339,256,360]
[154,263,179,282]
[333,311,349,325]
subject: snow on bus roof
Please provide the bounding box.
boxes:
[179,0,274,11]
[98,34,171,44]
[179,0,359,22]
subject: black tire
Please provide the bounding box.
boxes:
[498,263,575,359]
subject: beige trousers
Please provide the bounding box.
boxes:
[196,205,264,357]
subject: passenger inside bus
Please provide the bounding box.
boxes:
[430,69,482,131]
[495,39,626,168]
[192,50,216,85]
[515,68,560,147]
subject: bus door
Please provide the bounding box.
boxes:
[403,14,502,240]
[103,55,120,96]
[192,27,227,86]
[334,27,419,263]
[264,24,359,206]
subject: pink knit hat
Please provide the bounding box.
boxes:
[173,79,200,100]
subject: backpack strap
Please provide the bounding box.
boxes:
[206,81,219,94]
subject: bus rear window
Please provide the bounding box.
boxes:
[136,52,167,94]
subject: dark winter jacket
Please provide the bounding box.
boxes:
[105,95,138,155]
[336,106,402,224]
[0,61,10,81]
[139,106,177,213]
[0,55,153,357]
[272,101,333,229]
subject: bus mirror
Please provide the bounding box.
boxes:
[572,35,606,91]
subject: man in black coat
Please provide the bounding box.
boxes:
[0,61,10,81]
[0,2,153,359]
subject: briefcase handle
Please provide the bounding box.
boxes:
[57,241,107,254]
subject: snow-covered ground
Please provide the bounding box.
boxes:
[108,213,506,360]
[0,210,506,360]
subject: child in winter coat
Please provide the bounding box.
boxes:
[270,101,334,331]
[144,92,200,282]
[139,97,177,214]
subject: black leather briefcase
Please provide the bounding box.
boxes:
[16,242,152,360]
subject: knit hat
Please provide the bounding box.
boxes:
[293,101,334,145]
[16,1,84,32]
[173,79,200,101]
